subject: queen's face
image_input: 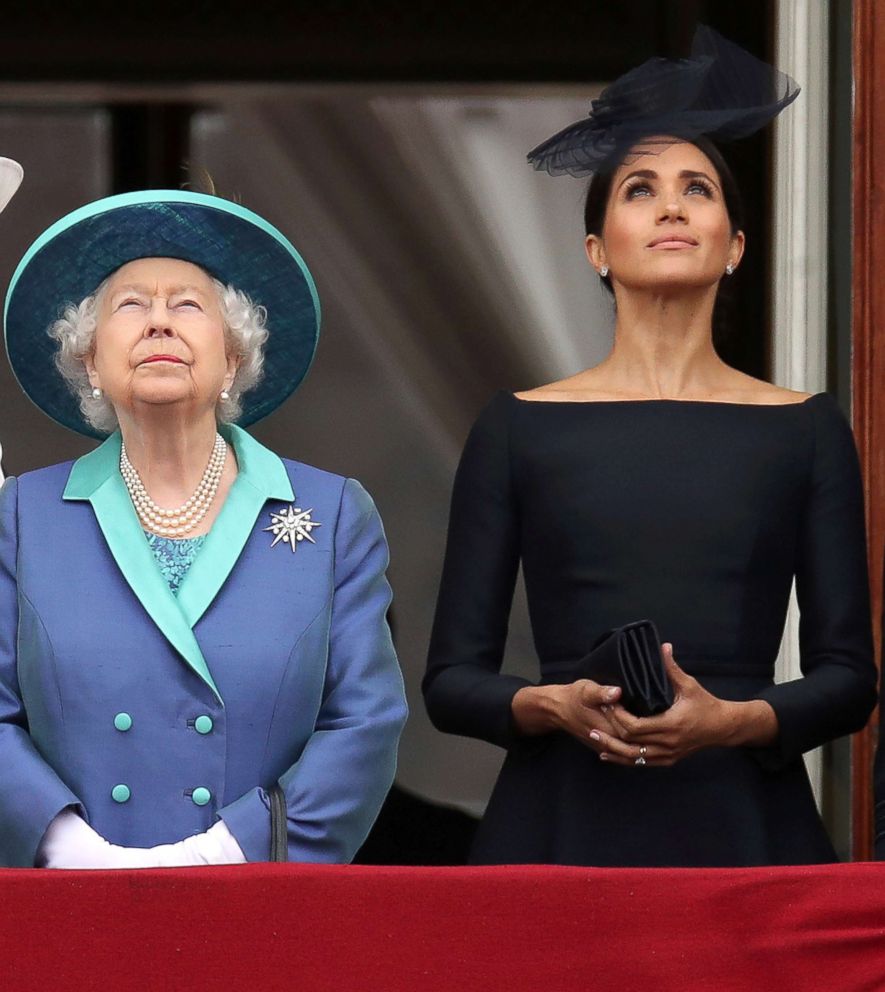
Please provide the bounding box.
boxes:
[85,257,237,421]
[587,139,744,293]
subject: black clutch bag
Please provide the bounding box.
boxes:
[577,619,673,717]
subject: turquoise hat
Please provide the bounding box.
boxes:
[3,190,321,437]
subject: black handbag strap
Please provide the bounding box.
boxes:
[269,784,288,863]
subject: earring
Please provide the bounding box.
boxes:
[599,265,609,278]
[91,387,102,400]
[725,263,735,276]
[220,389,231,401]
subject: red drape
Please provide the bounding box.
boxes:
[2,863,884,991]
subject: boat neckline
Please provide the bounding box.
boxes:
[509,390,825,408]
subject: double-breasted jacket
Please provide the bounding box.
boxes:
[0,425,407,866]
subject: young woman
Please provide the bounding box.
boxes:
[423,30,876,867]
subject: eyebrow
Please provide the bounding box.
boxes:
[618,169,720,191]
[110,284,209,299]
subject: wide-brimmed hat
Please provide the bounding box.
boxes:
[3,189,321,437]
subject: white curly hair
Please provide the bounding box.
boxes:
[48,270,269,433]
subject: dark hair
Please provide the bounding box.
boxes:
[583,136,744,339]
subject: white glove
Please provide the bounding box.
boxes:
[37,808,246,869]
[0,158,23,214]
[148,821,246,866]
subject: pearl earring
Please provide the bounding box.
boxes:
[725,263,735,275]
[220,389,231,401]
[91,387,102,400]
[599,265,609,278]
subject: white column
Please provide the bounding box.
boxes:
[772,0,831,802]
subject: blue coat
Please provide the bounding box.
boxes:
[0,425,407,867]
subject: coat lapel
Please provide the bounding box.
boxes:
[64,432,225,703]
[176,425,294,628]
[63,426,295,702]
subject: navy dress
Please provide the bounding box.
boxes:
[423,392,876,866]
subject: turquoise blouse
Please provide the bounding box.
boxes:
[144,532,207,595]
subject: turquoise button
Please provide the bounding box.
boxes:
[111,784,131,803]
[113,712,132,732]
[194,716,213,735]
[192,787,211,806]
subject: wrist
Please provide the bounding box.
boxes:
[511,685,564,736]
[719,699,778,748]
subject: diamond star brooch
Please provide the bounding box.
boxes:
[264,503,322,553]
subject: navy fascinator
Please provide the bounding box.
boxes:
[527,26,800,177]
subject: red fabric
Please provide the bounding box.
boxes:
[2,863,884,991]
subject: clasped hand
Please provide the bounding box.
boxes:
[559,643,736,767]
[38,808,246,868]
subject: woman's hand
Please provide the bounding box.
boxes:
[37,809,153,869]
[38,808,246,868]
[511,680,645,761]
[590,643,779,767]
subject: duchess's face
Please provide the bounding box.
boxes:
[586,139,744,293]
[85,257,237,421]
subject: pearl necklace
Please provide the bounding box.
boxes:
[120,433,227,537]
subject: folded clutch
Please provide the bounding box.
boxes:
[576,619,674,717]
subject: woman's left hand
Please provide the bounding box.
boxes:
[591,643,778,767]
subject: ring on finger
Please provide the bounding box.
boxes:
[639,746,647,757]
[634,756,647,767]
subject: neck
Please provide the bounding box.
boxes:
[602,284,728,397]
[117,406,221,504]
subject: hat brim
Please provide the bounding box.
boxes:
[3,190,321,438]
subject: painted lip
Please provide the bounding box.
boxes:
[646,234,699,249]
[139,354,186,365]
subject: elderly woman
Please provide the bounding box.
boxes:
[0,190,407,867]
[423,29,876,866]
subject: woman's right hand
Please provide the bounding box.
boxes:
[38,808,246,868]
[511,681,634,759]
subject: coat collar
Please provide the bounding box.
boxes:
[63,425,295,703]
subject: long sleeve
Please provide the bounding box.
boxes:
[423,392,530,749]
[0,478,84,866]
[219,478,407,862]
[757,396,877,768]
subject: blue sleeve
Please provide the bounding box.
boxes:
[0,478,83,866]
[219,478,407,862]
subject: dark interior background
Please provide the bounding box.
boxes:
[2,0,775,388]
